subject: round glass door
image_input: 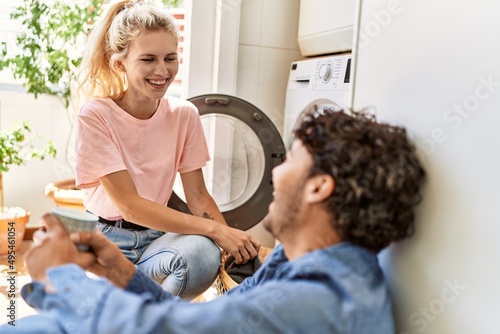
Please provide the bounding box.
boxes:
[168,94,285,231]
[172,113,265,212]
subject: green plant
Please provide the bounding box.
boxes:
[162,0,182,8]
[0,121,56,211]
[0,0,104,109]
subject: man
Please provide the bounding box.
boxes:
[5,104,425,333]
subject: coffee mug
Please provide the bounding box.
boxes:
[51,207,98,251]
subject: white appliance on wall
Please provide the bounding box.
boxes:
[284,53,352,147]
[352,0,500,333]
[298,0,357,57]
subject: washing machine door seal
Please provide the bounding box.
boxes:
[167,94,286,231]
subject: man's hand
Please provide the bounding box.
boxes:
[211,225,261,264]
[71,229,136,288]
[26,213,135,289]
[25,214,96,284]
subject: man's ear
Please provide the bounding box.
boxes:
[304,174,335,203]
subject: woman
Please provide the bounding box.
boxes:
[75,0,260,299]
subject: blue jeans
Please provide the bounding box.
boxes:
[98,222,221,300]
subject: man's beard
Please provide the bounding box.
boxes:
[263,184,304,237]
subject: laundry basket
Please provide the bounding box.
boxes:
[216,246,273,295]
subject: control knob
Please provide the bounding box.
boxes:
[318,62,332,83]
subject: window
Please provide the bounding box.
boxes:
[165,6,186,98]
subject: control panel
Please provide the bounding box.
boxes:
[288,54,351,91]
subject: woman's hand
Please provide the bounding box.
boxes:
[211,225,261,264]
[180,169,261,263]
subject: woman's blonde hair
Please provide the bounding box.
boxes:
[76,0,178,104]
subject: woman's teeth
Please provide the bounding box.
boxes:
[148,79,166,85]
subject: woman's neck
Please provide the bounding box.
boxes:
[114,94,160,120]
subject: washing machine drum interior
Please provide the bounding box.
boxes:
[167,94,285,231]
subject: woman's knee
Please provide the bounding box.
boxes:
[138,234,221,283]
[180,235,221,274]
[152,235,221,298]
[197,235,221,259]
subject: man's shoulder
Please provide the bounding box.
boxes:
[304,242,378,270]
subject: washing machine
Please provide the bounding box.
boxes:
[283,53,352,147]
[168,95,286,232]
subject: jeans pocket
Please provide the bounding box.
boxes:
[97,222,114,234]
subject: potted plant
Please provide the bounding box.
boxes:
[0,121,56,255]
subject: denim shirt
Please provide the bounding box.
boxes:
[16,243,394,334]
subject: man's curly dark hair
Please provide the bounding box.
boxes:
[293,104,426,253]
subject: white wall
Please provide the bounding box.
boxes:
[352,0,500,333]
[237,0,303,137]
[185,0,303,135]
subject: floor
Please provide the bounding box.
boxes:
[0,240,220,326]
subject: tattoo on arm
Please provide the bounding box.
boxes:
[203,212,214,220]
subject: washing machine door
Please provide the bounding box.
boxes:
[167,94,286,231]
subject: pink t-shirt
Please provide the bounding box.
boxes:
[75,97,210,220]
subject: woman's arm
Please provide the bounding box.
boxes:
[99,169,261,263]
[180,169,261,263]
[180,169,227,225]
[99,170,216,236]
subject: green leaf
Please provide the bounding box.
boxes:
[0,0,105,108]
[0,121,56,172]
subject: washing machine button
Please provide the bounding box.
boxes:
[318,62,333,83]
